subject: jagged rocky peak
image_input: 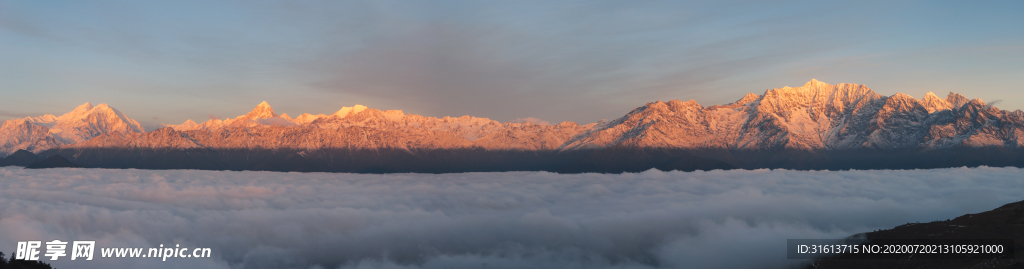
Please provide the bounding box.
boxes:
[804,78,831,89]
[58,102,95,121]
[95,103,145,133]
[334,105,369,117]
[756,79,883,115]
[638,100,670,113]
[881,92,926,113]
[90,103,122,116]
[621,100,701,119]
[956,98,996,117]
[293,113,324,124]
[643,101,672,114]
[732,93,761,106]
[665,99,702,111]
[555,121,579,128]
[769,79,824,95]
[0,102,146,155]
[242,101,278,119]
[165,119,200,131]
[963,99,992,113]
[947,92,970,108]
[758,80,821,112]
[921,92,953,113]
[772,78,831,92]
[43,102,145,134]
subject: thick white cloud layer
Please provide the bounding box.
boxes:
[0,167,1021,269]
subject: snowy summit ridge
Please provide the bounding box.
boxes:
[3,79,1024,157]
[0,102,145,156]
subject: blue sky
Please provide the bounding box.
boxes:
[1,0,1022,129]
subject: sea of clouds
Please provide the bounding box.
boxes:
[1,167,1022,269]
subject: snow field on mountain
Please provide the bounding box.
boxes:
[5,79,1024,157]
[1,167,1021,269]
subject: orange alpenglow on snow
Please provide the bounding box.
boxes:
[1,80,1021,157]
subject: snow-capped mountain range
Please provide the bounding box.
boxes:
[3,79,1022,157]
[563,79,1022,151]
[0,102,144,156]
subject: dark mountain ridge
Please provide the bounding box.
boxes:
[810,199,1024,269]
